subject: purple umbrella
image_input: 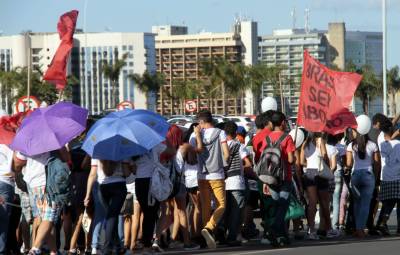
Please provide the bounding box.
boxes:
[10,102,88,156]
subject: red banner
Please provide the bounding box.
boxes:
[43,10,79,90]
[297,51,362,135]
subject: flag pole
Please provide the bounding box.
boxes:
[382,0,388,116]
[279,72,285,114]
[27,37,31,111]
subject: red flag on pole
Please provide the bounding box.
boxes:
[43,10,79,90]
[297,51,362,135]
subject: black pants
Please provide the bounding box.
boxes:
[100,182,127,253]
[135,178,160,248]
[377,199,400,226]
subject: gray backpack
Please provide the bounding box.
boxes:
[254,134,287,185]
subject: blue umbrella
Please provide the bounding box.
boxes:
[124,109,170,137]
[82,110,165,161]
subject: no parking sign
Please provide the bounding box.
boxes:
[185,100,197,113]
[15,96,40,113]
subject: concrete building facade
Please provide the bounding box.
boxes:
[0,32,156,114]
[153,20,258,116]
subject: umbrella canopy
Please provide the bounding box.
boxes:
[10,102,88,156]
[82,110,165,161]
[123,109,170,137]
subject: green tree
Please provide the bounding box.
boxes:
[387,66,400,115]
[129,71,165,109]
[101,53,128,108]
[346,61,381,114]
[0,68,22,112]
[172,79,203,114]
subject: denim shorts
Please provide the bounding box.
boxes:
[303,169,330,191]
[29,186,60,222]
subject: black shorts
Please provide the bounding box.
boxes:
[246,190,260,209]
[186,186,199,194]
[303,169,330,191]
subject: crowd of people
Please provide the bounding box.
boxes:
[1,108,400,255]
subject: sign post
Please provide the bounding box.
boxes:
[185,100,197,115]
[15,96,40,113]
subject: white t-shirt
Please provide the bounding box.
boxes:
[135,143,166,179]
[379,139,400,181]
[126,173,136,193]
[189,128,227,180]
[0,145,15,186]
[17,152,50,188]
[304,143,338,171]
[91,159,126,185]
[176,150,198,188]
[225,140,249,191]
[347,141,378,172]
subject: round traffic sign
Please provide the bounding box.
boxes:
[185,100,197,113]
[15,96,40,113]
[117,101,134,111]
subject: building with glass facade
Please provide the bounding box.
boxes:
[0,32,156,114]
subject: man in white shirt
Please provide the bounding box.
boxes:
[190,110,229,249]
[0,144,16,254]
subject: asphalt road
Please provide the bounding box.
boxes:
[163,236,400,255]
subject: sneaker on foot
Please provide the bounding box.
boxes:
[28,248,42,255]
[201,228,217,249]
[306,231,320,240]
[152,240,164,253]
[183,243,200,251]
[327,229,341,238]
[168,240,184,249]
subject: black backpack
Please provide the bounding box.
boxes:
[254,134,287,185]
[168,160,182,199]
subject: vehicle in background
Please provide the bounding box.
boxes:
[167,117,194,129]
[224,116,254,132]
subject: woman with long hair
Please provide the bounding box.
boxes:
[300,132,340,240]
[346,115,380,238]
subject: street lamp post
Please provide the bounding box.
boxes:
[382,0,388,115]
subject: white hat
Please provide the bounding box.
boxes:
[0,109,7,118]
[289,128,305,149]
[261,97,278,112]
[356,115,372,135]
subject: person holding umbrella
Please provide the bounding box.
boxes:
[10,102,88,255]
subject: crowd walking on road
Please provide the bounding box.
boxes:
[1,104,400,255]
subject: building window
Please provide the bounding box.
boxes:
[122,45,127,51]
[128,45,133,51]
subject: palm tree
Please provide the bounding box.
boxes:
[346,61,381,114]
[101,53,128,108]
[0,67,22,112]
[129,71,165,109]
[387,66,400,116]
[172,79,203,114]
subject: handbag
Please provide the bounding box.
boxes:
[82,209,92,233]
[318,156,334,180]
[285,194,305,221]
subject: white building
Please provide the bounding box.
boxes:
[0,32,156,114]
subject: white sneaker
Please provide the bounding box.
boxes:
[201,228,217,249]
[151,240,164,252]
[306,231,320,240]
[260,237,271,244]
[327,229,341,238]
[91,248,102,255]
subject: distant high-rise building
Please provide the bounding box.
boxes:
[258,28,331,115]
[154,20,258,115]
[152,25,188,36]
[0,32,156,114]
[258,22,383,116]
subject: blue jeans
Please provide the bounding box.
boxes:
[0,181,14,255]
[332,170,344,228]
[91,183,106,250]
[351,170,375,231]
[225,190,246,241]
[268,181,291,237]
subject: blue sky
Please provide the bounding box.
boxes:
[1,0,399,67]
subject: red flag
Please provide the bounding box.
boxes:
[297,51,362,135]
[43,10,79,90]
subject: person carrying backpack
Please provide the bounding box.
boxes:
[256,111,295,246]
[190,110,230,249]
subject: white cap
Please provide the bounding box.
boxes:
[289,128,305,149]
[356,115,372,135]
[261,97,278,112]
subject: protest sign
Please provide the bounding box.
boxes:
[297,51,362,134]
